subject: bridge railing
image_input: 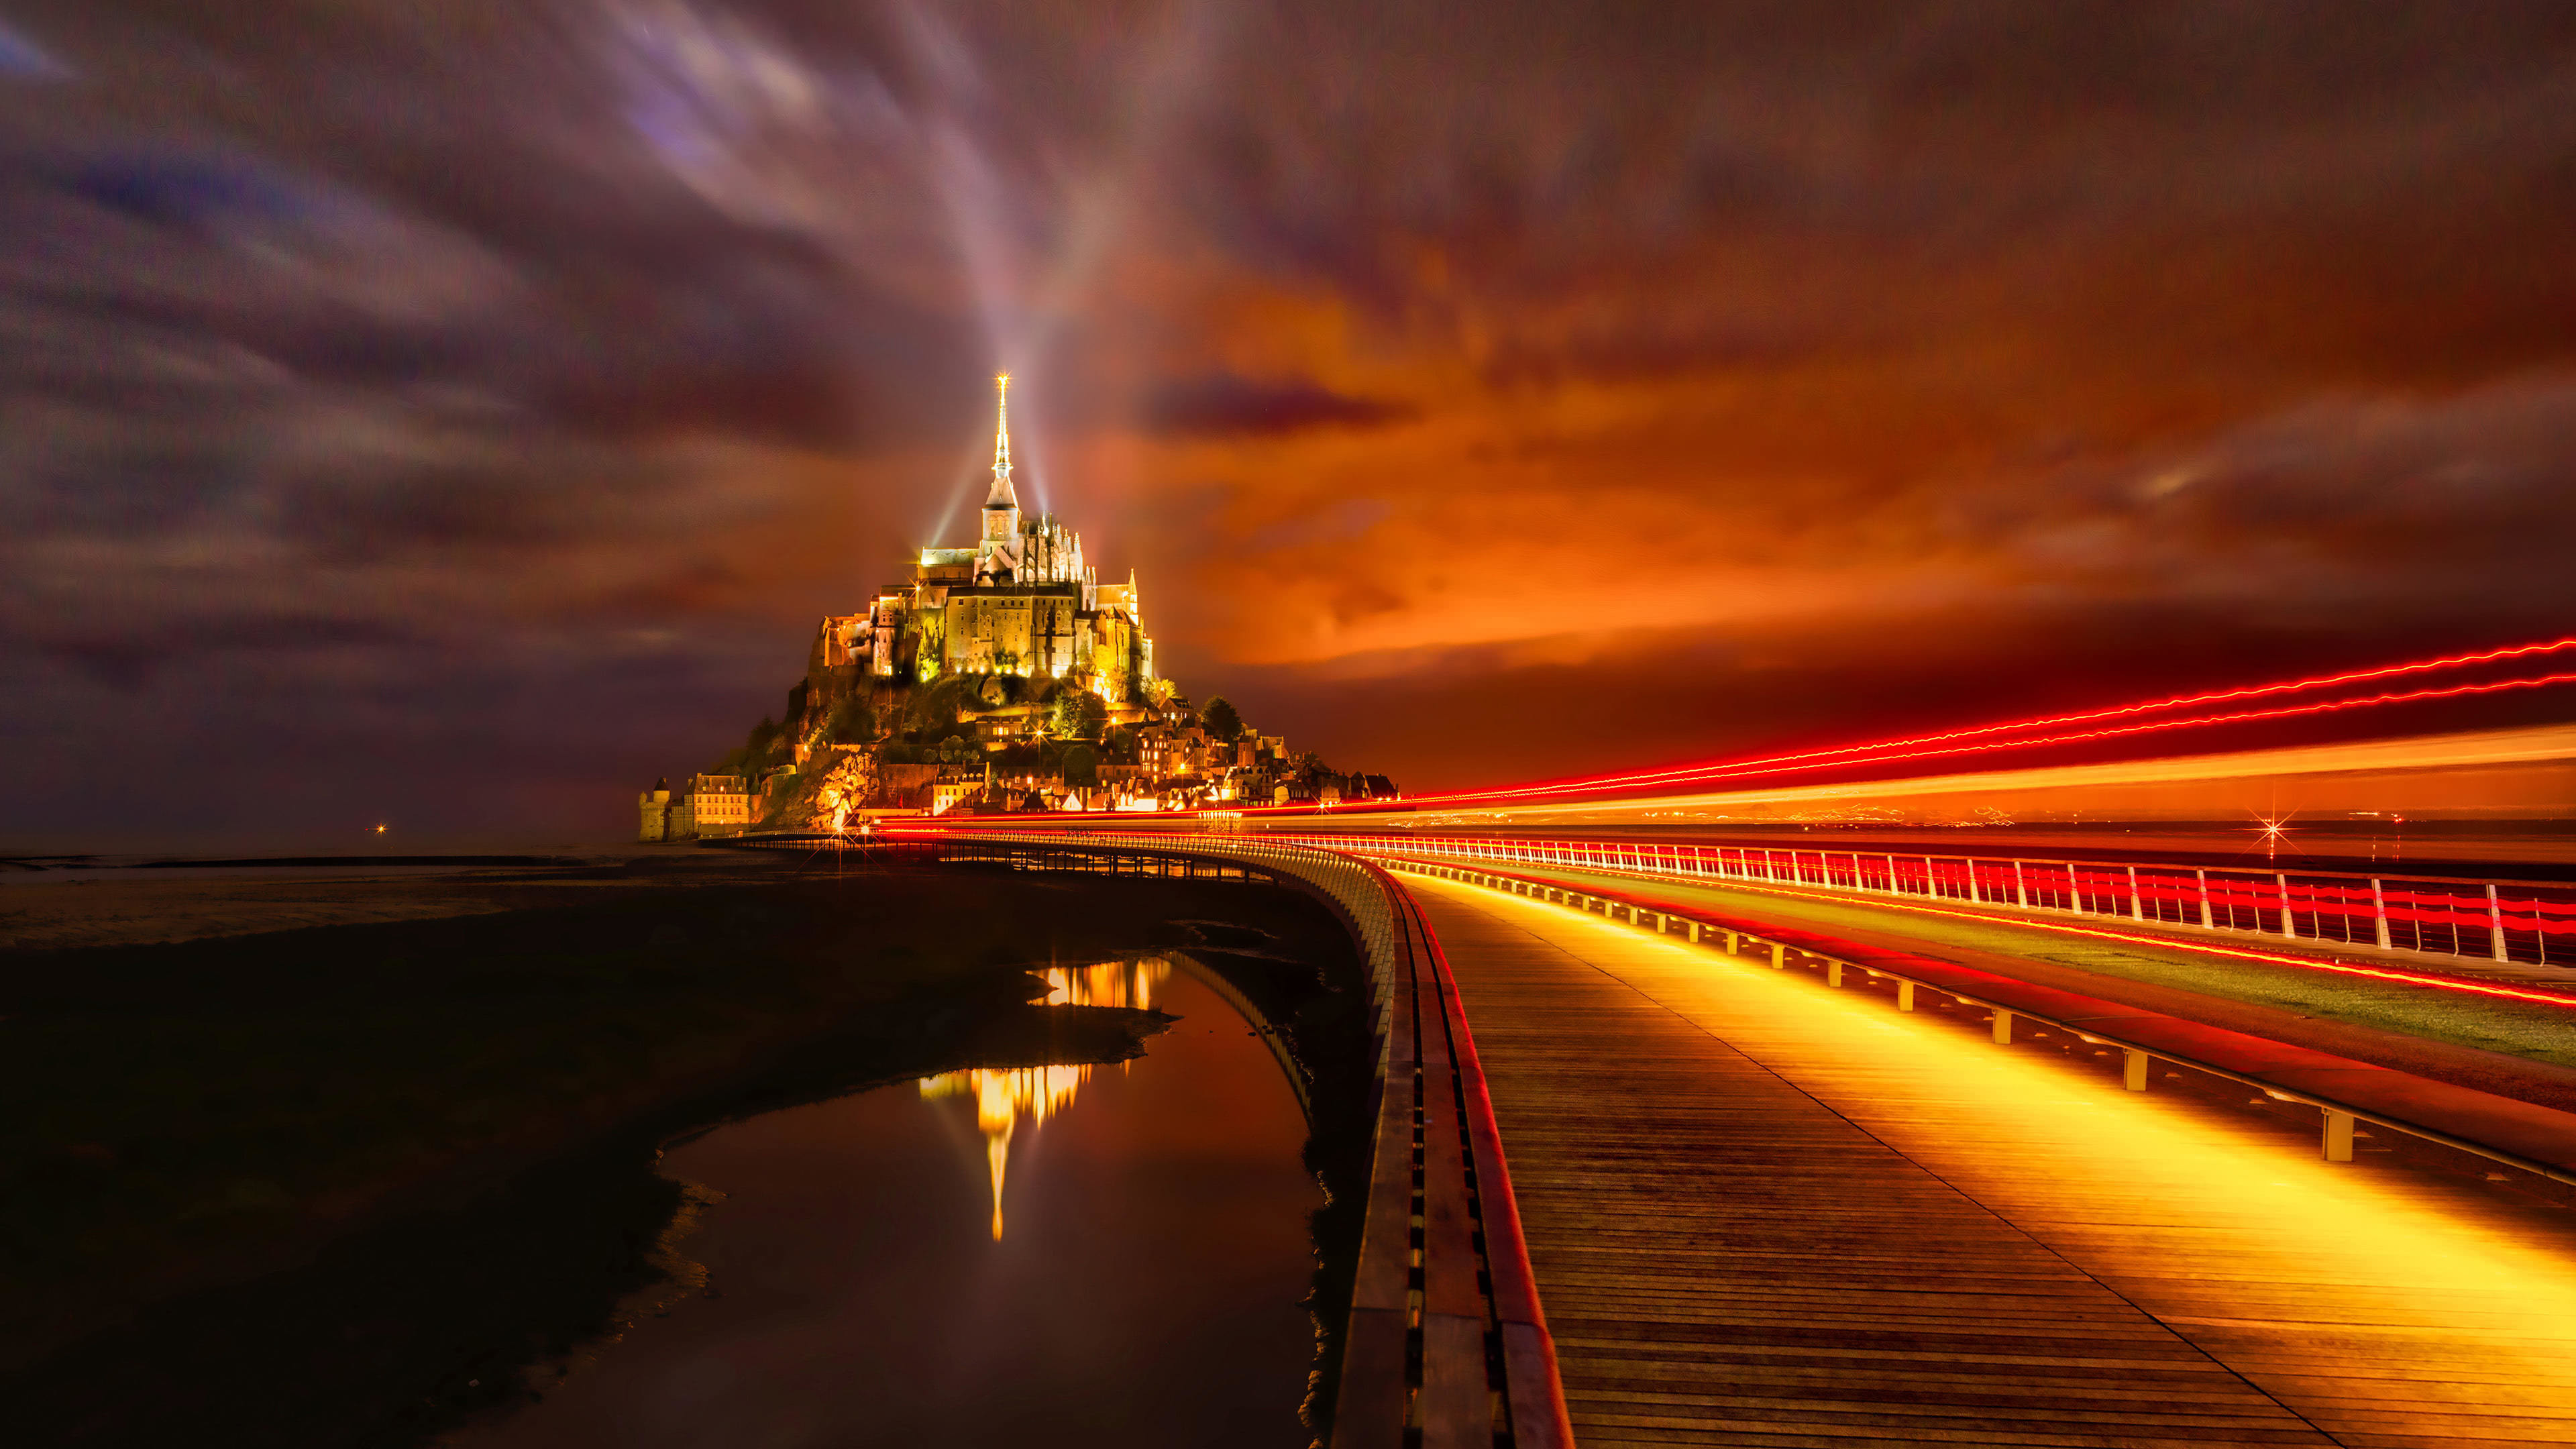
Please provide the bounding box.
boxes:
[862,828,1572,1449]
[1395,855,2576,1193]
[1234,833,2576,973]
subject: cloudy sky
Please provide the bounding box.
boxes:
[4,1,2573,844]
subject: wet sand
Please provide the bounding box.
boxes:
[0,847,769,952]
[453,967,1320,1449]
[3,857,1371,1448]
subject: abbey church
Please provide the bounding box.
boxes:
[812,376,1153,699]
[640,375,1391,837]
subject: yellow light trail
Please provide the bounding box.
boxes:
[1458,882,2576,1436]
[1501,858,2576,1009]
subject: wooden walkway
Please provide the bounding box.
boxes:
[1412,875,2576,1448]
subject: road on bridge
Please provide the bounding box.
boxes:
[1411,872,2576,1447]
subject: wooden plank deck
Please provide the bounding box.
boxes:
[1412,875,2576,1447]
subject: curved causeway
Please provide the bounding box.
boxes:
[1408,869,2576,1448]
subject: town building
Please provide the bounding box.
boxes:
[690,773,751,835]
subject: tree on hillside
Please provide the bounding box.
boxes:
[712,715,784,775]
[1051,689,1109,742]
[1061,742,1099,788]
[1201,696,1243,742]
[906,675,980,735]
[824,694,878,747]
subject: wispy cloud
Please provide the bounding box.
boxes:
[4,0,2575,825]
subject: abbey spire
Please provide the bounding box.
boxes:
[977,371,1024,566]
[985,372,1018,511]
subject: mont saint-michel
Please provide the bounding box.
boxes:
[640,376,1394,839]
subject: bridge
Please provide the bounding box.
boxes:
[729,694,2576,1448]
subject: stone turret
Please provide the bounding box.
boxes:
[637,777,673,842]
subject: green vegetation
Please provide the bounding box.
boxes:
[903,674,985,735]
[710,715,787,779]
[1201,696,1243,743]
[821,693,879,747]
[1051,689,1108,742]
[1061,743,1100,788]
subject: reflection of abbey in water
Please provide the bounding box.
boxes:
[920,957,1170,1240]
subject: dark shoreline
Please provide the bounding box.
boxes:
[13,985,1170,1447]
[2,859,1374,1448]
[127,855,591,870]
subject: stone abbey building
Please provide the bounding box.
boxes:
[810,375,1153,698]
[639,376,1389,839]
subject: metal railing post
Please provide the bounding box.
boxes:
[1992,1009,2014,1045]
[1896,981,1916,1011]
[1163,820,2562,977]
[2123,1051,2149,1091]
[2325,1110,2355,1163]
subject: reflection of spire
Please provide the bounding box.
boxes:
[985,372,1018,510]
[919,958,1168,1240]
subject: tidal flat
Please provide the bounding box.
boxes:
[0,849,1373,1447]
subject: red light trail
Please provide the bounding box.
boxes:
[1407,669,2576,807]
[1385,636,2576,810]
[904,632,2576,824]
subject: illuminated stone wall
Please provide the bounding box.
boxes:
[800,456,1156,700]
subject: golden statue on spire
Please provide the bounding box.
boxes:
[992,372,1012,484]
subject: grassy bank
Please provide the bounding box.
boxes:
[1,857,1368,1446]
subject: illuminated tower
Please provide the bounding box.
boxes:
[983,373,1020,548]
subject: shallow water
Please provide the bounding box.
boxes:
[451,959,1320,1448]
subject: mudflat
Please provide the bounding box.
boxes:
[1,848,1368,1448]
[0,848,760,952]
